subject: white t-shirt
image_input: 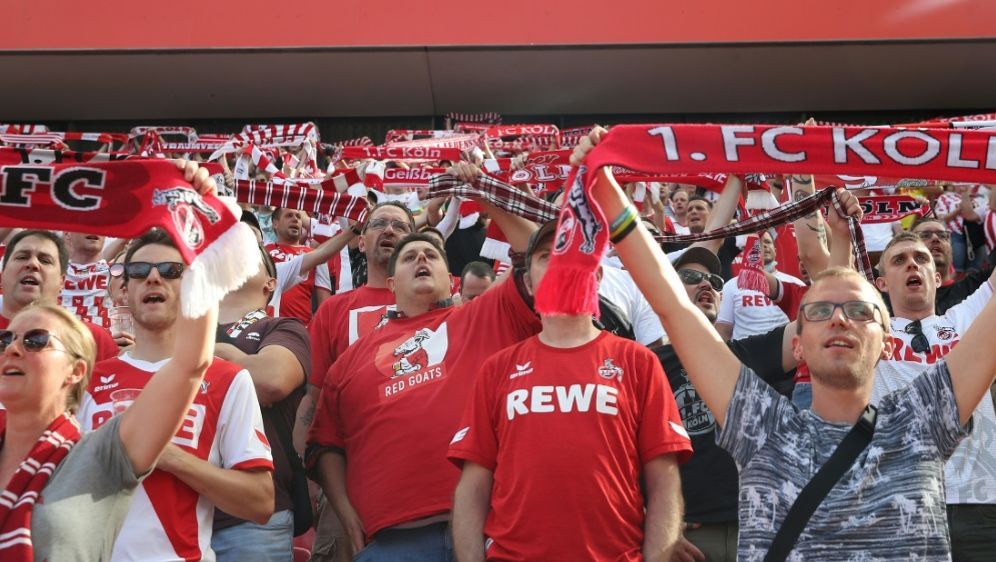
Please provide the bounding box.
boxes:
[860,221,899,252]
[598,265,666,346]
[61,260,112,329]
[79,353,274,561]
[871,280,996,504]
[716,270,804,340]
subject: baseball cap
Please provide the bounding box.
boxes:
[671,246,721,276]
[525,220,558,265]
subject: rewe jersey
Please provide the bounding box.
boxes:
[872,280,995,504]
[265,243,332,324]
[448,332,692,561]
[61,260,111,328]
[717,271,804,340]
[79,354,274,562]
[307,285,396,388]
[308,278,540,537]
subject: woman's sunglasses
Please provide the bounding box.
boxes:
[0,328,80,358]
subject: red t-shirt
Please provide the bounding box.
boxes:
[265,243,332,324]
[0,313,117,363]
[307,285,396,388]
[447,331,692,561]
[308,278,541,538]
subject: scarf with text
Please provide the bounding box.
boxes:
[0,411,80,562]
[0,159,258,317]
[535,122,996,314]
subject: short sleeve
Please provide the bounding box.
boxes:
[307,362,346,452]
[715,365,794,467]
[944,280,993,334]
[259,317,311,382]
[773,282,806,321]
[636,351,693,464]
[86,414,144,486]
[631,292,665,346]
[315,263,332,291]
[728,326,790,386]
[447,356,501,471]
[897,361,971,458]
[717,279,736,325]
[463,271,540,342]
[308,303,336,388]
[217,370,275,471]
[276,256,307,293]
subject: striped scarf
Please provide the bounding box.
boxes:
[0,412,80,562]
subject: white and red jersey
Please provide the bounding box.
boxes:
[981,208,996,253]
[308,278,541,537]
[79,354,274,562]
[447,332,692,561]
[265,242,332,324]
[872,281,995,505]
[716,271,804,340]
[307,285,396,388]
[60,260,112,329]
[935,191,965,234]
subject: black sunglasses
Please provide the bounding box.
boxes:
[125,262,184,280]
[677,268,724,291]
[904,319,931,354]
[0,328,80,358]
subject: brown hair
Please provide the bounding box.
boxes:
[877,231,925,272]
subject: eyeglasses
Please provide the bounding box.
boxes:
[124,262,185,280]
[915,230,951,241]
[109,263,125,278]
[365,218,413,234]
[904,319,931,354]
[799,301,883,326]
[0,329,80,358]
[677,268,724,291]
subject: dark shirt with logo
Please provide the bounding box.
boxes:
[213,315,310,530]
[653,325,789,523]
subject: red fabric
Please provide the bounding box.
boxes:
[533,167,608,316]
[307,279,540,538]
[447,332,692,561]
[307,286,396,388]
[233,175,368,219]
[736,235,769,294]
[0,159,237,266]
[340,146,463,161]
[0,412,80,562]
[774,224,803,280]
[265,243,328,324]
[773,280,808,322]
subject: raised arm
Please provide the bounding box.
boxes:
[788,174,831,275]
[118,160,222,475]
[448,162,538,253]
[299,225,358,275]
[689,175,742,255]
[945,280,996,426]
[588,169,743,425]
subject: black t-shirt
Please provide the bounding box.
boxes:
[213,315,310,530]
[654,325,791,523]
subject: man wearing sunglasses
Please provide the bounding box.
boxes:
[0,229,118,362]
[79,228,276,562]
[872,230,996,559]
[904,217,996,315]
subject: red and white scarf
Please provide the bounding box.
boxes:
[233,177,369,222]
[0,159,258,318]
[0,411,80,562]
[536,123,996,315]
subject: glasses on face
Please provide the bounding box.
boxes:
[677,268,724,291]
[365,218,413,234]
[0,328,80,358]
[109,263,125,278]
[799,301,883,326]
[915,230,951,241]
[904,319,931,354]
[124,262,185,280]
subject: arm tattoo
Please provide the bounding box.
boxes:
[299,397,317,427]
[795,189,819,219]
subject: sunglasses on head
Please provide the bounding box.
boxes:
[0,328,80,358]
[124,262,184,280]
[676,268,724,291]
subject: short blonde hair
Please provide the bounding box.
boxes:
[16,304,95,412]
[798,267,890,335]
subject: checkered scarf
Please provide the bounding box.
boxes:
[427,172,558,224]
[234,176,369,222]
[0,412,80,562]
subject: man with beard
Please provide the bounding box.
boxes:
[906,217,996,314]
[295,201,415,562]
[0,230,118,361]
[872,231,996,560]
[574,126,996,560]
[266,208,333,323]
